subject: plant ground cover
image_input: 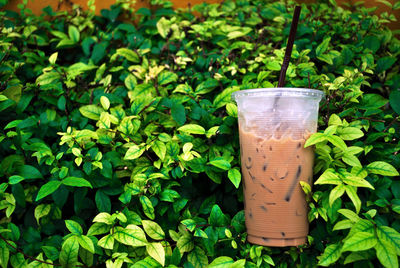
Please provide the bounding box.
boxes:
[0,0,400,267]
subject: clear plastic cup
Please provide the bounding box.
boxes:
[232,88,324,247]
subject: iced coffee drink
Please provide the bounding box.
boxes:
[232,88,323,247]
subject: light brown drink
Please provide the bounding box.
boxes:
[239,128,314,247]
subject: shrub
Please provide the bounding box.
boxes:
[0,0,399,267]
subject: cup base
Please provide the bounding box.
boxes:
[247,235,306,247]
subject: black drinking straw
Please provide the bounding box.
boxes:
[278,6,302,87]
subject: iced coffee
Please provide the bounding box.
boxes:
[232,88,323,247]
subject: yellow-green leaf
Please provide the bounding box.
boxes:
[304,133,327,147]
[377,226,400,256]
[113,225,147,247]
[177,235,194,254]
[59,236,79,267]
[375,239,398,268]
[367,161,399,176]
[329,184,345,206]
[208,256,234,267]
[187,246,208,268]
[142,220,165,240]
[124,145,145,160]
[34,204,51,225]
[152,140,167,161]
[97,234,114,250]
[140,196,155,220]
[337,127,364,140]
[146,242,165,266]
[115,48,139,63]
[342,232,377,252]
[79,105,104,120]
[345,185,361,213]
[318,243,342,266]
[178,124,205,135]
[315,169,342,185]
[100,96,110,110]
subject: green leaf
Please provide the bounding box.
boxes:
[95,190,111,213]
[68,25,80,43]
[100,96,110,110]
[178,124,205,135]
[342,153,362,167]
[348,219,375,237]
[209,205,227,226]
[171,103,186,126]
[318,243,342,266]
[151,140,167,161]
[345,186,361,213]
[77,235,95,254]
[17,165,43,179]
[326,135,347,151]
[49,52,58,65]
[188,246,208,268]
[97,234,114,250]
[338,209,360,222]
[36,181,62,201]
[194,229,208,238]
[266,61,281,71]
[124,145,145,160]
[87,222,111,236]
[125,74,137,90]
[228,169,241,188]
[341,174,374,189]
[142,220,165,240]
[59,236,79,267]
[146,242,165,266]
[79,105,104,120]
[329,184,345,206]
[342,232,377,252]
[140,196,155,219]
[9,175,24,185]
[157,17,170,38]
[208,158,231,171]
[333,219,353,231]
[62,177,92,188]
[208,256,234,267]
[34,204,51,224]
[315,169,342,185]
[42,246,59,261]
[367,161,399,176]
[181,219,196,232]
[376,226,400,255]
[65,220,83,235]
[113,225,147,247]
[0,240,9,268]
[304,133,327,147]
[376,56,396,73]
[375,239,398,268]
[93,212,114,225]
[337,127,364,141]
[177,235,194,254]
[158,71,178,85]
[115,48,139,63]
[316,37,331,56]
[389,90,400,115]
[213,86,239,109]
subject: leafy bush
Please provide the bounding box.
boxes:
[0,0,400,267]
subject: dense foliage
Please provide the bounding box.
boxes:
[1,0,400,267]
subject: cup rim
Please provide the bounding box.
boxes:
[232,88,325,101]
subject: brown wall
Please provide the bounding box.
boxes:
[3,0,400,29]
[3,0,222,15]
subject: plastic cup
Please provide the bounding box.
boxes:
[232,88,324,247]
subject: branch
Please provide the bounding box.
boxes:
[0,233,62,266]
